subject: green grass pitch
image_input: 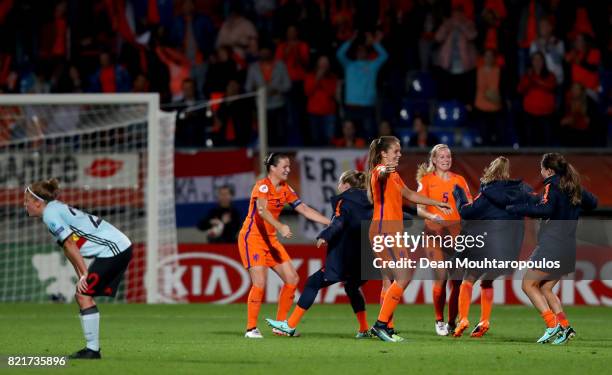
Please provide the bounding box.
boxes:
[0,303,610,374]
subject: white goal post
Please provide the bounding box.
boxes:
[0,93,177,303]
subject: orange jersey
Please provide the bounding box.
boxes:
[417,172,471,221]
[240,177,302,237]
[371,164,407,222]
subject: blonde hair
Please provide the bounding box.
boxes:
[340,170,366,189]
[28,178,60,202]
[366,136,401,202]
[416,144,450,182]
[480,156,510,184]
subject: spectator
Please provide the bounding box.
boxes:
[560,83,598,147]
[216,4,258,57]
[516,0,546,77]
[479,0,506,52]
[197,185,241,243]
[132,73,149,93]
[408,115,438,148]
[205,46,240,96]
[245,45,291,146]
[156,46,192,101]
[89,52,131,93]
[565,33,601,99]
[171,0,216,60]
[304,55,338,146]
[213,80,254,146]
[331,120,366,148]
[275,25,310,145]
[517,51,557,146]
[529,17,565,87]
[175,78,206,148]
[434,4,478,104]
[378,120,395,137]
[51,64,83,93]
[336,31,388,140]
[170,0,216,97]
[474,49,505,146]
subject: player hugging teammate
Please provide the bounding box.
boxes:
[507,153,597,344]
[265,170,374,338]
[24,179,133,359]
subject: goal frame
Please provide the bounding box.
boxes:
[0,93,163,303]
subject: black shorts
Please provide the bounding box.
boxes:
[84,247,133,297]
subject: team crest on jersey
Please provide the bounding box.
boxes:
[259,184,269,193]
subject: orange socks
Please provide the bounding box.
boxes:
[556,312,569,328]
[433,283,446,321]
[356,311,369,332]
[247,286,264,330]
[380,289,395,328]
[448,280,461,324]
[541,310,557,328]
[277,284,297,321]
[378,282,404,323]
[288,306,306,328]
[458,281,473,322]
[480,285,493,322]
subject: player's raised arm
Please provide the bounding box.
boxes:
[294,203,331,226]
[256,197,292,238]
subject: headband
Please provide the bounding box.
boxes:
[25,186,46,202]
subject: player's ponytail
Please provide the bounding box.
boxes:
[480,156,510,184]
[416,144,450,183]
[541,153,582,205]
[340,170,366,189]
[366,136,400,202]
[28,178,60,202]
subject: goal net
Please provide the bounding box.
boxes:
[0,94,177,303]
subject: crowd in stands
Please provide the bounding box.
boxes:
[0,0,610,148]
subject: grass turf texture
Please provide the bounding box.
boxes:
[0,304,609,374]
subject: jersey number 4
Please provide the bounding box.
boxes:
[67,206,103,228]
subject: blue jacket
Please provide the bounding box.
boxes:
[454,179,534,220]
[453,180,534,269]
[170,14,216,58]
[317,188,372,282]
[506,174,598,275]
[89,66,131,93]
[507,175,597,220]
[336,41,388,107]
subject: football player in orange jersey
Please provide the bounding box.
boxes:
[416,144,472,336]
[367,136,452,342]
[239,153,331,338]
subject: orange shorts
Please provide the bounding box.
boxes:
[369,220,407,262]
[424,220,462,262]
[238,230,291,269]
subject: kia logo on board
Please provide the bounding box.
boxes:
[157,253,250,304]
[85,158,124,178]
